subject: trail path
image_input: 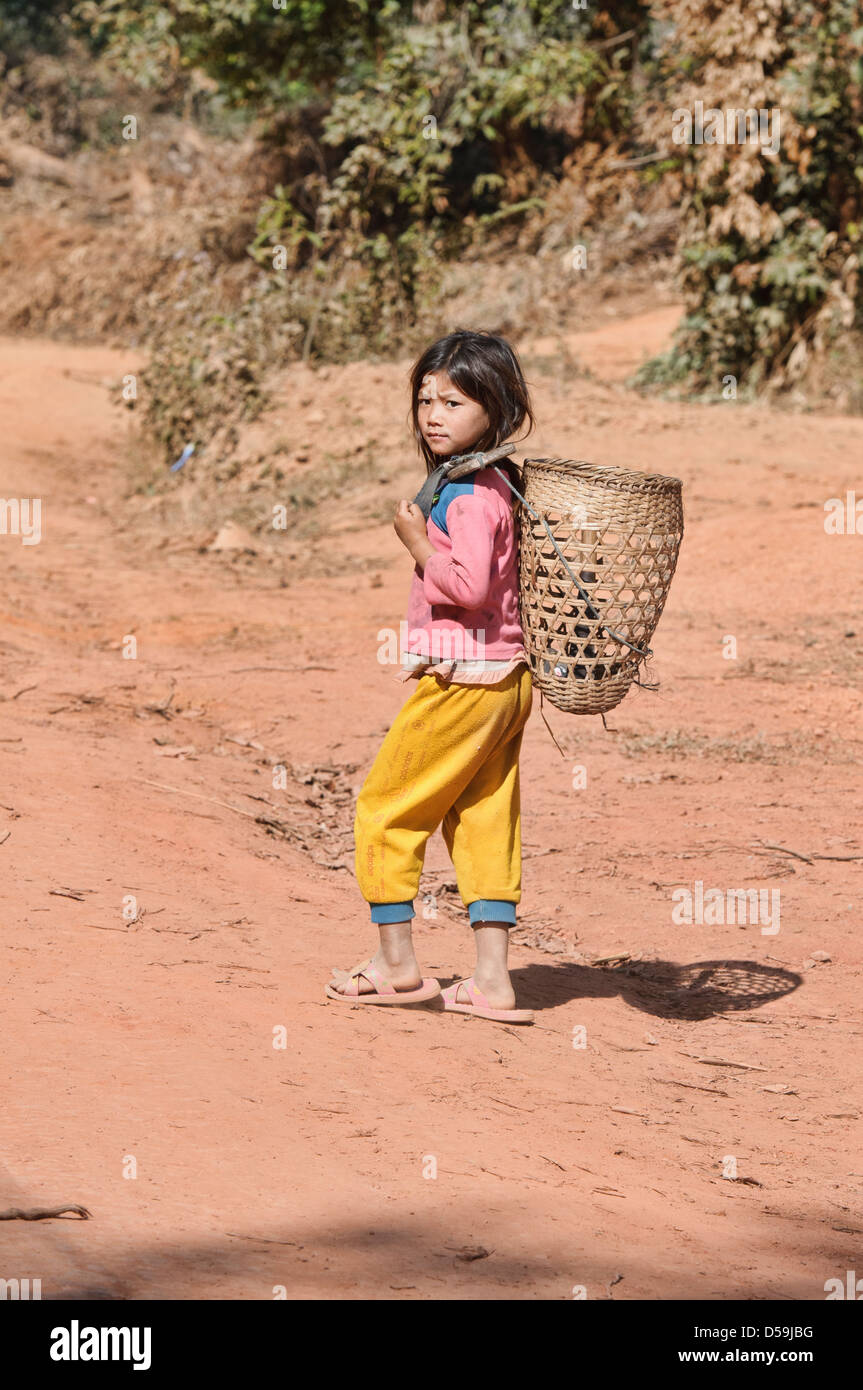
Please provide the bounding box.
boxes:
[1,317,861,1299]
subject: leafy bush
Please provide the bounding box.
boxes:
[0,0,69,59]
[71,0,405,101]
[107,2,653,455]
[11,0,862,430]
[637,0,863,393]
[252,4,643,278]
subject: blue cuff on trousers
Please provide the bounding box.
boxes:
[370,901,415,924]
[468,899,517,925]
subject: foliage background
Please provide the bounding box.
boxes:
[1,0,860,455]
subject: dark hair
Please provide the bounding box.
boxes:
[408,329,535,478]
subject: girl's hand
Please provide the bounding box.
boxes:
[394,499,434,568]
[394,499,426,545]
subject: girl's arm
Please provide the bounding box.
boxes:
[395,495,496,611]
[394,500,434,571]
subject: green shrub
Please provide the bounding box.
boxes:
[637,0,863,393]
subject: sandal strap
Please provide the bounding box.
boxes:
[463,977,491,1008]
[359,961,397,995]
[444,977,491,1008]
[341,958,397,997]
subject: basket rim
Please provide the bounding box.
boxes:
[519,456,683,493]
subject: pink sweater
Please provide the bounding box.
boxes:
[402,466,526,667]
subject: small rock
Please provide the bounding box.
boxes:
[810,950,832,963]
[207,522,258,553]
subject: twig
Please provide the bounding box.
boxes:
[302,295,324,364]
[678,1052,768,1072]
[228,666,337,674]
[187,667,337,677]
[754,841,863,864]
[478,1166,553,1186]
[654,1077,730,1097]
[609,152,665,169]
[539,697,567,757]
[812,853,863,862]
[0,1204,90,1221]
[8,684,38,701]
[756,842,813,864]
[224,1232,297,1246]
[140,779,258,819]
[483,1096,535,1113]
[143,688,176,718]
[596,27,637,48]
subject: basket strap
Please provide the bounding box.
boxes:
[412,444,516,518]
[412,462,450,520]
[538,691,567,756]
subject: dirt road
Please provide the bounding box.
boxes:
[1,316,862,1299]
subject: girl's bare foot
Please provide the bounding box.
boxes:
[329,921,422,996]
[460,970,516,1011]
[329,952,423,995]
[470,922,517,1010]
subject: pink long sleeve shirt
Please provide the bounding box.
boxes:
[397,466,528,685]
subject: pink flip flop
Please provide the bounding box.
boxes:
[326,958,441,1007]
[440,976,534,1025]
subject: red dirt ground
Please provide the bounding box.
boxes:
[1,312,862,1300]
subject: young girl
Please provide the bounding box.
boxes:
[327,329,536,1025]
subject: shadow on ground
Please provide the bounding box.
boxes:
[500,958,801,1021]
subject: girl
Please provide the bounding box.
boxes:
[327,329,536,1025]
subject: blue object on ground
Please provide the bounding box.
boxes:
[170,443,196,473]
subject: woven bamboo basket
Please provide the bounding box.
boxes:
[516,458,684,715]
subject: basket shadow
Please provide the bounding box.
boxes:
[509,957,801,1022]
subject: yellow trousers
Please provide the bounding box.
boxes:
[354,666,533,925]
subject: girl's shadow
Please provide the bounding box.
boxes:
[511,957,801,1021]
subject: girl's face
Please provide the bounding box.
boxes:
[417,371,490,457]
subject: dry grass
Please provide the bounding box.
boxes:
[620,727,859,765]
